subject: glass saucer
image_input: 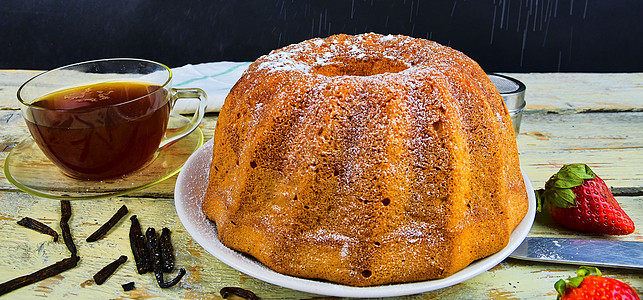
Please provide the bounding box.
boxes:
[4,114,204,200]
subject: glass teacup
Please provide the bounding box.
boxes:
[17,58,207,180]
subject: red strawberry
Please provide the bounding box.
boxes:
[555,266,640,300]
[536,163,635,235]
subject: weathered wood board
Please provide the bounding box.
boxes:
[0,71,641,298]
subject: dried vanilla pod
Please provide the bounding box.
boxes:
[16,217,59,242]
[129,215,151,274]
[122,281,136,291]
[157,267,186,289]
[86,205,128,242]
[146,228,185,288]
[93,255,128,285]
[0,256,80,296]
[220,287,259,300]
[158,227,175,272]
[60,200,77,257]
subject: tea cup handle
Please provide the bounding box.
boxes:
[159,88,207,150]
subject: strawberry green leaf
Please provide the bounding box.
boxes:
[577,267,590,277]
[567,276,585,288]
[549,172,585,189]
[578,266,601,277]
[554,279,567,297]
[543,187,577,208]
[562,164,596,180]
[547,164,595,189]
[535,189,544,212]
[579,164,596,179]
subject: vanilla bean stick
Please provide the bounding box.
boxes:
[146,228,185,288]
[158,227,175,272]
[86,205,128,242]
[0,256,80,296]
[93,255,127,285]
[60,200,77,257]
[121,281,136,291]
[220,287,259,300]
[129,215,151,274]
[17,217,59,242]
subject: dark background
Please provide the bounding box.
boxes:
[2,0,641,72]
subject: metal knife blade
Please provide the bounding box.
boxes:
[509,237,643,269]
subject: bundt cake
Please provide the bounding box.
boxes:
[202,33,529,287]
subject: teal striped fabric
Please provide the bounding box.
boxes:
[172,62,251,113]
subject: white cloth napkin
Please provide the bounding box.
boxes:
[171,61,251,113]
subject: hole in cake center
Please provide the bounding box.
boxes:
[312,57,409,77]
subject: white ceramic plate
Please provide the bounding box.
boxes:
[175,138,537,298]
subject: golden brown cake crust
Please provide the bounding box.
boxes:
[202,33,529,287]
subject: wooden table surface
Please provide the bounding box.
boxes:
[0,70,641,299]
